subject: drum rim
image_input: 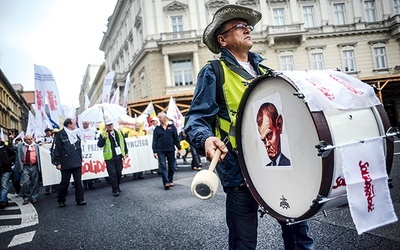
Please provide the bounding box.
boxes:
[376,105,394,175]
[235,73,335,222]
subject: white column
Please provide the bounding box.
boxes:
[164,54,172,87]
[155,0,164,35]
[290,0,299,23]
[193,51,199,79]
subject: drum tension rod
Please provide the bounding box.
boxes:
[315,140,333,158]
[316,128,400,158]
[311,194,347,207]
[293,92,305,99]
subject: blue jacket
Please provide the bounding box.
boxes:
[152,123,181,153]
[184,48,265,188]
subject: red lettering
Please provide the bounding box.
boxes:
[359,160,375,212]
[332,176,346,189]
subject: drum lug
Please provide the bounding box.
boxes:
[293,92,305,99]
[258,207,268,218]
[311,194,347,207]
[315,140,333,158]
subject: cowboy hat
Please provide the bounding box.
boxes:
[203,4,262,54]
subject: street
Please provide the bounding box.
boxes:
[0,141,399,250]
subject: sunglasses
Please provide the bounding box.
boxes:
[220,23,254,36]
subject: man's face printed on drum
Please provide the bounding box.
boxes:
[256,103,283,161]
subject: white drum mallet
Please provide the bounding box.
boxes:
[191,148,221,200]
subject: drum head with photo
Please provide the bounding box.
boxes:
[236,74,325,221]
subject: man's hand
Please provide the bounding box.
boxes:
[204,137,228,162]
[153,153,158,159]
[56,165,61,170]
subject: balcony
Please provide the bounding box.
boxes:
[265,23,307,46]
[158,30,201,45]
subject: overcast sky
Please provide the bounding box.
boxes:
[0,0,117,107]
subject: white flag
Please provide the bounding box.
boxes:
[340,138,398,234]
[84,92,90,109]
[111,87,120,105]
[122,74,130,108]
[34,65,63,128]
[26,110,38,136]
[0,128,4,141]
[13,131,25,144]
[102,71,115,103]
[166,96,184,134]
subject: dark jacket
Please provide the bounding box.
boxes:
[184,48,265,188]
[152,123,181,153]
[51,129,83,170]
[0,141,14,173]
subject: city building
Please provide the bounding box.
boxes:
[0,69,30,139]
[83,0,400,127]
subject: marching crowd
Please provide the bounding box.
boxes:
[0,112,194,209]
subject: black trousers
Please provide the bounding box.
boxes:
[58,167,84,203]
[105,159,123,193]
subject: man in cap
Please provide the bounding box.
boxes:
[97,119,128,196]
[184,4,313,249]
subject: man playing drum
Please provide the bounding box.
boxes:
[184,4,313,250]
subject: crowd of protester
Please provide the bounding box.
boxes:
[0,113,193,209]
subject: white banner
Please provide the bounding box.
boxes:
[102,71,115,103]
[167,96,184,134]
[339,138,398,234]
[34,65,63,128]
[282,70,381,112]
[40,135,158,186]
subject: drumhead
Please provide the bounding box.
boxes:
[236,74,327,221]
[236,72,394,222]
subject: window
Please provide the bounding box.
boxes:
[172,59,193,86]
[310,52,325,70]
[273,8,286,25]
[372,43,388,69]
[333,3,347,25]
[394,0,400,14]
[340,46,357,72]
[171,16,183,32]
[303,6,316,28]
[279,51,295,70]
[364,1,377,22]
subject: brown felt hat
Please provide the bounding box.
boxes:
[203,4,262,54]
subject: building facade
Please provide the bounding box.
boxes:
[84,0,400,127]
[0,69,30,139]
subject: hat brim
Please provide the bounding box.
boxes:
[203,5,262,54]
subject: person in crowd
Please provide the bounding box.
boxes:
[79,121,97,190]
[257,102,291,166]
[11,137,22,196]
[52,118,86,207]
[0,133,16,209]
[152,112,181,190]
[147,117,158,135]
[43,128,53,144]
[147,117,160,174]
[128,121,146,179]
[97,119,128,196]
[43,128,58,195]
[15,134,41,205]
[184,4,313,249]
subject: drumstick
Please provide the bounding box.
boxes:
[208,148,221,173]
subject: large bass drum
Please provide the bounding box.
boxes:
[235,70,393,222]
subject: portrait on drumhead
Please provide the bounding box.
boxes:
[255,97,291,168]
